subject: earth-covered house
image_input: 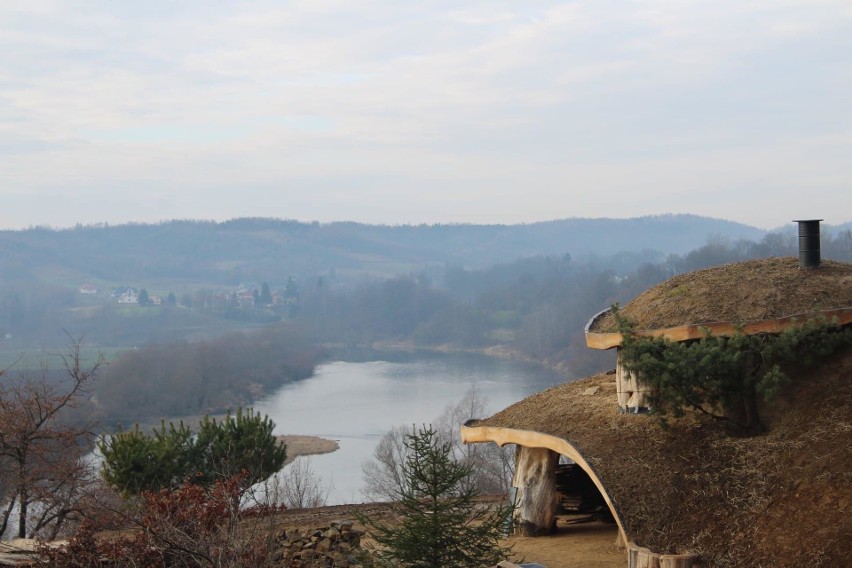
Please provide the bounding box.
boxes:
[463,233,852,567]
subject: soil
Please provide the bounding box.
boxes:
[591,257,852,331]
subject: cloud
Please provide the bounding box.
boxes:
[1,1,850,229]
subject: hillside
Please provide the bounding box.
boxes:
[0,214,765,287]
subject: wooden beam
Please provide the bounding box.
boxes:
[585,307,852,350]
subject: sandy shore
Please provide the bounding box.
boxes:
[277,434,340,466]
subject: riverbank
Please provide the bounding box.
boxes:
[278,434,340,466]
[367,339,584,377]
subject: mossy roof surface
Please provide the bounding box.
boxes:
[591,257,852,332]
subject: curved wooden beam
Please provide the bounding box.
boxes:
[461,425,628,547]
[585,307,852,350]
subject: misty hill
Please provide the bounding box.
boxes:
[0,214,766,287]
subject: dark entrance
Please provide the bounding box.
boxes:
[556,462,614,523]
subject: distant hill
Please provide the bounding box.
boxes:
[0,214,767,288]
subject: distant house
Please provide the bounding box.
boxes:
[236,282,259,294]
[112,286,137,298]
[79,283,99,294]
[236,290,256,308]
[149,295,162,305]
[117,290,138,304]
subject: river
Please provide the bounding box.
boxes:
[252,349,569,505]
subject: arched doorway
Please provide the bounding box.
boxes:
[461,425,627,547]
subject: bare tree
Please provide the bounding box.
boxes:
[272,457,331,509]
[0,339,103,538]
[362,387,515,501]
[362,424,410,502]
[434,386,514,495]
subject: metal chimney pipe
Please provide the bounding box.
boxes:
[793,219,822,269]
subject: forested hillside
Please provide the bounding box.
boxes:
[2,215,850,425]
[0,215,765,287]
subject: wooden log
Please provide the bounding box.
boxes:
[629,544,695,568]
[616,354,652,411]
[639,550,661,568]
[659,554,694,568]
[627,544,666,568]
[512,446,559,536]
[628,544,650,568]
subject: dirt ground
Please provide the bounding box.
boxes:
[505,516,623,568]
[269,504,624,568]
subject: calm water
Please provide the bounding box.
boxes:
[252,350,567,505]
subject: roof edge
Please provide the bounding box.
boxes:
[585,306,852,349]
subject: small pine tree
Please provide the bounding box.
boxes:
[360,424,512,568]
[99,408,287,495]
[100,420,195,496]
[192,408,287,488]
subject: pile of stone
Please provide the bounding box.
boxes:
[272,520,370,567]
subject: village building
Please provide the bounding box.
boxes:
[78,283,99,294]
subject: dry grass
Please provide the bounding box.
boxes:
[591,257,852,331]
[277,435,340,466]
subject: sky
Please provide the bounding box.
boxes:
[2,1,851,230]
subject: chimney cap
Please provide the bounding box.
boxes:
[792,219,824,222]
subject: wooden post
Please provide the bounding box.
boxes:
[512,446,558,536]
[616,350,653,412]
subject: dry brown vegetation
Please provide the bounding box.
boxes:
[592,257,852,331]
[278,435,340,467]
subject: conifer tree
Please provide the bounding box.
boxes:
[191,408,286,488]
[99,408,286,496]
[99,420,195,496]
[360,424,512,568]
[614,306,852,431]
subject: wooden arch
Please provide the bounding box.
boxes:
[460,425,628,547]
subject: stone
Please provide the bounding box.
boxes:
[324,527,341,541]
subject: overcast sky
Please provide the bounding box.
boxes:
[2,1,850,230]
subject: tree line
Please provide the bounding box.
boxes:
[295,229,852,377]
[95,324,322,425]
